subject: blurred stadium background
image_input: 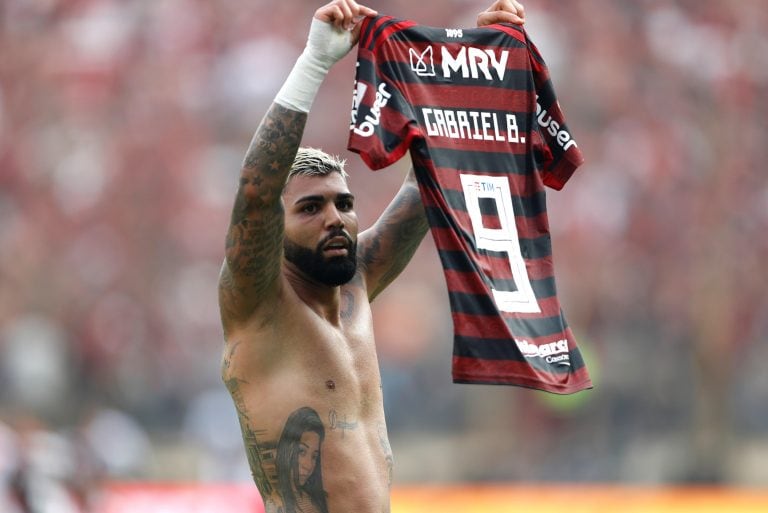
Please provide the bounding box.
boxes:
[1,0,767,511]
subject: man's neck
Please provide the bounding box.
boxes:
[284,263,343,325]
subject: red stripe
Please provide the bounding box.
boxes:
[424,166,545,196]
[524,32,549,78]
[429,227,557,282]
[425,195,552,240]
[489,24,527,44]
[452,356,593,394]
[376,19,416,46]
[362,15,393,50]
[426,137,528,154]
[348,125,415,171]
[441,253,555,285]
[407,86,532,114]
[451,298,565,336]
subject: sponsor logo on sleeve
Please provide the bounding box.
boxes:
[535,99,578,151]
[350,80,367,127]
[350,82,392,138]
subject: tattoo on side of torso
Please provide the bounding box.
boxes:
[227,396,331,513]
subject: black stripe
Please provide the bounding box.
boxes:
[382,60,533,89]
[425,146,538,175]
[478,197,498,218]
[355,52,379,83]
[455,337,524,363]
[453,335,586,373]
[437,188,547,217]
[360,17,379,51]
[391,24,528,48]
[438,240,553,267]
[437,249,557,296]
[447,291,566,336]
[369,18,400,51]
[535,78,557,111]
[427,200,553,253]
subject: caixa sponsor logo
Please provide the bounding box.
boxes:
[350,81,391,138]
[515,338,571,366]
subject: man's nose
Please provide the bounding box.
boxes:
[324,204,345,228]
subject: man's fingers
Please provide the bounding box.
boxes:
[513,1,525,18]
[477,11,525,27]
[357,5,378,17]
[478,0,525,27]
[337,0,354,29]
[315,0,378,31]
[496,0,525,17]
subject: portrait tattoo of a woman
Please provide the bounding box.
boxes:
[275,407,329,513]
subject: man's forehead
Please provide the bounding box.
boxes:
[284,173,351,200]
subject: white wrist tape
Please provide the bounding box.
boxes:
[275,18,354,113]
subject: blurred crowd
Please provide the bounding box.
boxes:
[1,0,767,508]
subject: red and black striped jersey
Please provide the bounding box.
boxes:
[348,15,592,394]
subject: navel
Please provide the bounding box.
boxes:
[325,379,336,391]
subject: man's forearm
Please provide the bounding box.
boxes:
[242,104,306,176]
[234,103,306,223]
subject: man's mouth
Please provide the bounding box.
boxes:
[322,236,350,256]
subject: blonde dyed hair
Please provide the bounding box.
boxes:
[288,147,349,184]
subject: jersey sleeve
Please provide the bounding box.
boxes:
[347,18,419,170]
[526,33,584,190]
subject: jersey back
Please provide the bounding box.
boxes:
[348,15,592,394]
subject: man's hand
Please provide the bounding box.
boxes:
[477,0,525,27]
[314,0,378,44]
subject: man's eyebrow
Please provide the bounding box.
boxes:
[295,193,355,204]
[295,194,324,204]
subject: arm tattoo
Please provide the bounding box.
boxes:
[221,104,307,318]
[362,179,430,300]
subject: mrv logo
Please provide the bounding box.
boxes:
[409,45,509,81]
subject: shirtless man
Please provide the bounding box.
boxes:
[218,2,526,512]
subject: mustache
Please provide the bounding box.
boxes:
[318,229,354,249]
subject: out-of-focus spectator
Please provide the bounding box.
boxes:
[0,0,767,487]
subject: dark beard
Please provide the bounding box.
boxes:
[284,233,357,287]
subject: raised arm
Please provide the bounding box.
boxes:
[219,0,377,329]
[218,105,304,327]
[357,168,430,302]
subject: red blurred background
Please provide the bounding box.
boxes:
[1,0,767,511]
